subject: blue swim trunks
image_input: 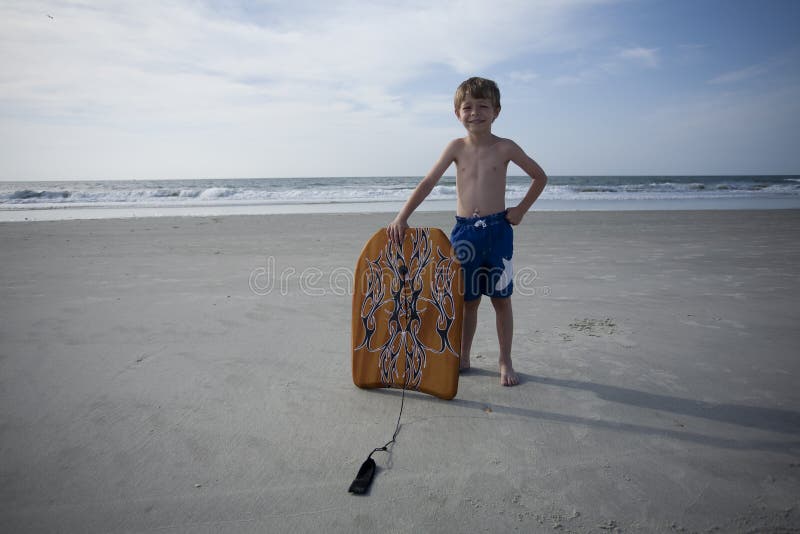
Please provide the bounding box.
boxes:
[450,210,514,302]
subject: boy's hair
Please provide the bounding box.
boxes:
[454,77,501,111]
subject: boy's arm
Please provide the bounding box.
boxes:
[387,140,457,244]
[504,141,548,225]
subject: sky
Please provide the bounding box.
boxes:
[1,0,799,181]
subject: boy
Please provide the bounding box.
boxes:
[387,77,547,387]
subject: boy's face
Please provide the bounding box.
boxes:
[455,95,500,133]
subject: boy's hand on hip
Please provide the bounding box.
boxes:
[387,218,408,245]
[505,206,525,226]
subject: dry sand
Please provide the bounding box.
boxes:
[1,210,799,533]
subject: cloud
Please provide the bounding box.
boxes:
[508,70,540,83]
[0,0,613,179]
[552,74,587,86]
[669,87,799,173]
[0,1,605,119]
[617,46,659,68]
[708,63,768,85]
[550,45,659,86]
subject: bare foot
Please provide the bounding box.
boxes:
[499,362,519,386]
[460,356,471,373]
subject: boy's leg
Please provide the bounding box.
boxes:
[460,297,481,371]
[491,296,518,386]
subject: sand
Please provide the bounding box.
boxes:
[1,210,799,533]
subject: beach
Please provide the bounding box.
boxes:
[1,209,799,532]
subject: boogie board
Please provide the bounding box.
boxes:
[352,227,463,400]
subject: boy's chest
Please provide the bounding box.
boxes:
[455,146,509,178]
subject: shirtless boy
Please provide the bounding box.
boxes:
[387,77,547,386]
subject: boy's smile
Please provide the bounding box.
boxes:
[456,96,499,132]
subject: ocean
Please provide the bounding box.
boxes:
[1,175,799,221]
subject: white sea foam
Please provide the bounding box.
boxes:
[198,187,235,200]
[1,176,797,214]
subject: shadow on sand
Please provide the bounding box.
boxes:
[520,374,800,436]
[372,371,800,454]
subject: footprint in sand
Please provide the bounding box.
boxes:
[569,317,618,337]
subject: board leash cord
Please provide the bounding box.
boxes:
[349,265,410,495]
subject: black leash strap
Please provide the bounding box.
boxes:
[349,264,410,495]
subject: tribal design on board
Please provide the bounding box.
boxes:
[355,228,460,390]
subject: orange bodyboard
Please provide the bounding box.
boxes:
[352,228,463,400]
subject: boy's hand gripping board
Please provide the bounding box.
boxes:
[352,228,463,400]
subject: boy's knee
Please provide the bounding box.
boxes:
[490,296,511,311]
[465,297,481,310]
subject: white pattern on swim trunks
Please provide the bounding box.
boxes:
[495,258,514,291]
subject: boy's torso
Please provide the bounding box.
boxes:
[453,135,511,218]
